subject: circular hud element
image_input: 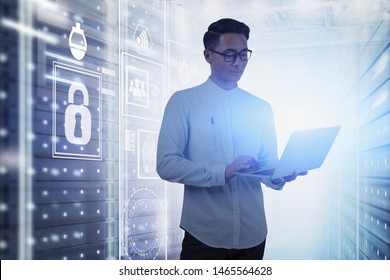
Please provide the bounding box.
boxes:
[122,187,163,259]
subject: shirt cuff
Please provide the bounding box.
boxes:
[211,164,229,186]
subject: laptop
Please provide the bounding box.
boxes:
[236,125,341,179]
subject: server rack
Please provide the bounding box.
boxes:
[0,0,19,260]
[334,13,389,260]
[1,0,119,259]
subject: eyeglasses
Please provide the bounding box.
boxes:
[208,49,252,62]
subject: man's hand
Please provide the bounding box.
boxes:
[225,155,260,181]
[271,171,308,185]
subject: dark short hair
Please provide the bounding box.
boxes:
[203,18,250,50]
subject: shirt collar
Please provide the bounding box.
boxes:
[206,78,240,96]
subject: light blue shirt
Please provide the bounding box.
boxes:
[157,78,282,249]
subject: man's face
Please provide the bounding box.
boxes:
[205,33,249,90]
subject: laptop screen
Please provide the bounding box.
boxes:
[271,125,341,179]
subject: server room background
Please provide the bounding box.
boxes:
[0,0,389,260]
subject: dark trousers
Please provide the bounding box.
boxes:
[180,231,266,260]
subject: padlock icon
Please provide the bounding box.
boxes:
[64,82,92,145]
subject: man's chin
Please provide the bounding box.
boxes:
[230,73,243,81]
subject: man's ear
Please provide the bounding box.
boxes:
[204,50,211,63]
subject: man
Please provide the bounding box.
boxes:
[157,18,303,260]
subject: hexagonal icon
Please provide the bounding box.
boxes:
[133,24,153,56]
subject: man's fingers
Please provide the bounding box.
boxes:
[283,170,308,182]
[284,173,297,182]
[235,156,259,170]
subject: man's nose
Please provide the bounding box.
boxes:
[231,54,240,65]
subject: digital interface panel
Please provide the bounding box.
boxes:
[0,0,389,260]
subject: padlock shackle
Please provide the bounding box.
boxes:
[68,82,89,106]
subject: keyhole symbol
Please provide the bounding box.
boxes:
[74,113,83,139]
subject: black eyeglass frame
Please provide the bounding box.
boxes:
[208,49,252,62]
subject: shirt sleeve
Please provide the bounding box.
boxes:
[156,92,227,188]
